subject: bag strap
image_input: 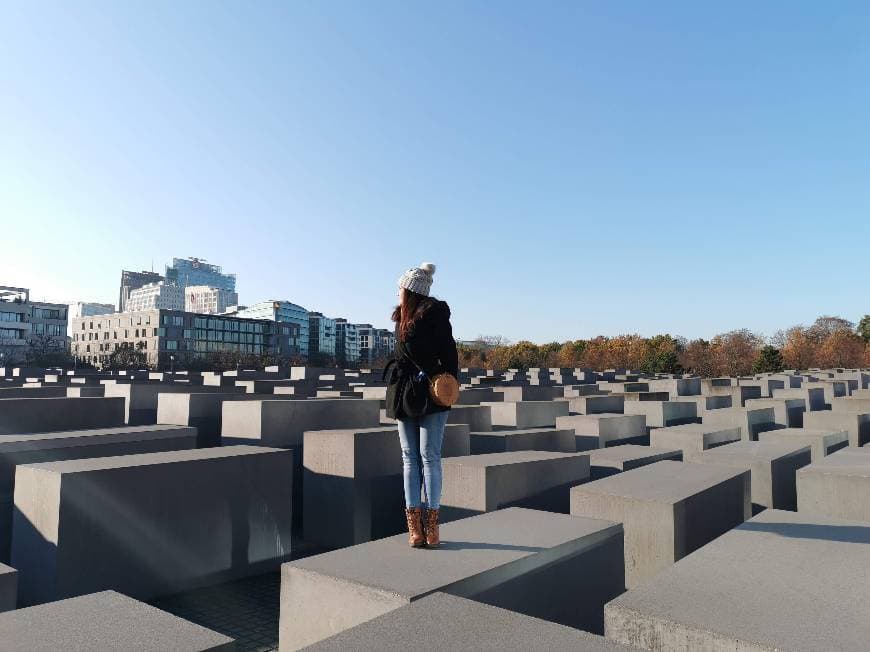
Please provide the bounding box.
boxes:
[396,338,426,377]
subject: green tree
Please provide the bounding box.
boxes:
[858,315,870,343]
[752,345,784,374]
[105,341,149,370]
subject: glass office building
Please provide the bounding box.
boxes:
[334,318,360,366]
[308,312,337,359]
[165,257,236,292]
[236,300,309,358]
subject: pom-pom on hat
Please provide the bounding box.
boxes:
[398,262,436,296]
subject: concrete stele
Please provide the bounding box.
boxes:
[279,508,624,650]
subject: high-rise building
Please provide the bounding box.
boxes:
[334,318,360,366]
[235,301,308,358]
[119,270,163,312]
[165,257,236,292]
[0,287,68,363]
[308,312,337,360]
[71,309,293,368]
[184,286,239,315]
[68,302,115,320]
[124,282,184,313]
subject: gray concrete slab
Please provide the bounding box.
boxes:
[604,509,870,651]
[649,423,742,459]
[623,400,698,428]
[305,592,633,651]
[105,383,244,425]
[279,508,624,650]
[588,445,682,479]
[469,427,576,454]
[556,413,647,450]
[797,446,870,522]
[803,410,870,447]
[0,424,197,563]
[302,424,469,548]
[571,460,750,587]
[758,427,849,462]
[12,445,293,605]
[772,386,827,412]
[0,562,15,612]
[832,396,870,414]
[691,440,811,511]
[745,397,807,428]
[446,404,492,431]
[492,386,563,402]
[0,590,234,651]
[569,395,625,415]
[0,397,125,435]
[479,400,569,428]
[157,391,293,447]
[440,450,590,521]
[701,406,779,441]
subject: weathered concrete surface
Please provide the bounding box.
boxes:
[440,450,590,521]
[772,387,827,412]
[803,410,870,447]
[569,395,625,415]
[588,445,682,479]
[556,414,647,450]
[604,509,870,652]
[492,386,562,402]
[12,446,293,605]
[157,392,293,447]
[305,592,632,651]
[797,447,870,522]
[704,384,761,406]
[104,383,244,425]
[279,508,624,649]
[745,397,807,428]
[0,425,197,563]
[0,562,15,612]
[832,396,870,414]
[623,400,698,428]
[649,423,742,459]
[302,424,469,548]
[571,460,749,588]
[692,440,811,511]
[702,406,779,441]
[469,427,576,454]
[0,590,234,650]
[435,404,491,432]
[221,399,381,448]
[0,397,125,435]
[758,427,849,462]
[479,400,569,428]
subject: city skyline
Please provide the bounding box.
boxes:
[3,2,869,343]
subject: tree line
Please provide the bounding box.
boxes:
[458,315,870,376]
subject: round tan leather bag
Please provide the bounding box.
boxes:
[429,372,459,407]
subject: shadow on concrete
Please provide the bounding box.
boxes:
[436,540,544,553]
[740,521,870,544]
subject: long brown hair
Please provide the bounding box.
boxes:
[392,288,433,342]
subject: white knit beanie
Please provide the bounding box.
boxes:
[398,262,436,296]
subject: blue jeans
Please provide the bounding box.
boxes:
[397,410,450,510]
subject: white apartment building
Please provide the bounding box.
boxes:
[184,286,239,315]
[124,282,184,313]
[68,301,115,320]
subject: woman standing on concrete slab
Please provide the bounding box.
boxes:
[385,262,459,548]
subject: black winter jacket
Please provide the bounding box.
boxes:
[385,299,459,419]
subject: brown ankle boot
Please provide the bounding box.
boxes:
[405,507,425,548]
[424,508,440,547]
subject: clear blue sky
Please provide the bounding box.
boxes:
[2,1,868,343]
